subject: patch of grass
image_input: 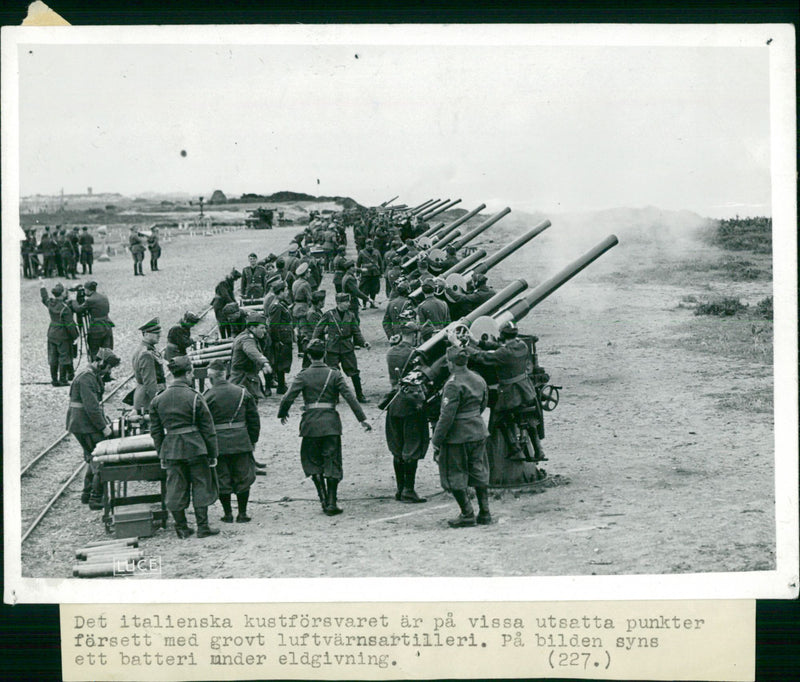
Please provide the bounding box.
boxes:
[673,315,773,365]
[754,296,773,320]
[711,387,774,414]
[694,297,748,316]
[707,216,772,254]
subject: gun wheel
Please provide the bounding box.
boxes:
[541,385,560,411]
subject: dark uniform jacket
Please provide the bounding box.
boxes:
[382,294,412,338]
[78,232,94,253]
[241,264,268,298]
[132,340,166,411]
[386,341,425,418]
[300,305,323,343]
[268,299,294,345]
[471,338,536,412]
[129,233,145,254]
[78,292,114,333]
[417,295,451,336]
[230,330,269,392]
[342,271,368,312]
[150,378,218,461]
[277,360,366,437]
[203,379,260,455]
[212,278,236,315]
[165,324,193,361]
[312,308,365,354]
[357,247,383,277]
[291,277,313,319]
[66,367,108,434]
[147,234,161,256]
[431,368,489,447]
[40,287,80,342]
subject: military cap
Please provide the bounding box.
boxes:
[222,302,240,318]
[446,245,457,254]
[82,226,88,231]
[288,245,298,253]
[305,338,325,358]
[167,355,193,375]
[295,262,309,276]
[311,290,327,303]
[500,321,519,338]
[51,283,65,297]
[421,280,435,294]
[230,268,242,280]
[472,272,488,286]
[247,311,266,325]
[401,321,420,334]
[271,280,286,293]
[395,280,410,295]
[343,259,355,270]
[409,278,421,290]
[183,311,201,325]
[337,246,347,253]
[85,281,98,291]
[139,317,161,334]
[391,255,402,265]
[72,226,79,231]
[335,292,351,304]
[248,252,258,259]
[207,359,227,372]
[275,258,285,268]
[95,348,121,367]
[44,226,51,232]
[418,258,430,268]
[365,238,374,245]
[446,345,469,366]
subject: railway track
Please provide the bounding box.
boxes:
[21,305,215,543]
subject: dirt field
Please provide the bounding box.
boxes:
[18,208,775,578]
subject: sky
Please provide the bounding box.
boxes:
[14,32,774,218]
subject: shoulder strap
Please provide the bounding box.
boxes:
[230,387,247,425]
[313,369,335,408]
[192,392,198,427]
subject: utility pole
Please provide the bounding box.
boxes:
[199,196,204,218]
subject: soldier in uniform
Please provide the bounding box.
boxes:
[384,255,404,300]
[229,312,272,401]
[431,346,492,527]
[129,228,146,276]
[341,260,369,324]
[299,290,326,368]
[416,279,451,342]
[165,311,201,362]
[447,272,496,319]
[149,355,220,539]
[204,359,260,523]
[76,281,114,361]
[312,292,370,403]
[212,268,241,338]
[277,339,372,516]
[132,317,166,413]
[268,286,293,394]
[39,279,80,386]
[66,348,121,509]
[382,280,413,339]
[60,231,78,279]
[356,239,383,308]
[40,228,57,278]
[147,227,162,271]
[241,253,268,299]
[331,247,348,293]
[385,322,429,503]
[78,226,94,275]
[291,262,313,329]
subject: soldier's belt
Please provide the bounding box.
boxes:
[454,409,482,419]
[303,402,336,410]
[498,373,529,386]
[69,401,84,409]
[215,422,246,431]
[164,426,200,435]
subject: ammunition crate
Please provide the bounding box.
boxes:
[114,504,155,539]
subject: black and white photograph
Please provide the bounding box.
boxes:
[3,24,797,604]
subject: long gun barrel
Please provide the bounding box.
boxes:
[419,198,462,222]
[409,249,488,302]
[380,195,399,208]
[410,199,439,216]
[450,206,511,251]
[462,220,552,285]
[426,203,488,246]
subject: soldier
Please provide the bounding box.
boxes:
[165,311,201,361]
[431,345,492,527]
[283,244,300,275]
[39,279,80,386]
[40,228,57,278]
[212,268,241,338]
[229,312,272,401]
[341,260,369,324]
[129,228,146,276]
[54,228,65,277]
[447,272,496,319]
[204,358,261,523]
[241,253,268,299]
[469,321,543,461]
[384,255,404,300]
[299,290,326,368]
[76,281,114,361]
[356,239,383,308]
[21,232,34,278]
[382,280,413,340]
[147,227,162,271]
[78,226,94,275]
[385,322,429,503]
[223,302,248,339]
[149,355,220,539]
[277,339,372,516]
[312,292,370,403]
[416,279,451,342]
[66,348,121,509]
[291,262,313,328]
[440,244,460,272]
[132,317,166,413]
[267,286,294,394]
[331,246,348,293]
[60,231,78,279]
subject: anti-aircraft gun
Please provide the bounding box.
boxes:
[383,234,619,487]
[245,207,274,230]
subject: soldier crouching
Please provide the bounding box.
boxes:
[204,359,260,523]
[431,346,492,527]
[149,355,220,539]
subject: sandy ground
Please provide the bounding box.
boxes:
[17,212,775,578]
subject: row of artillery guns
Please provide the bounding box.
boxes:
[379,217,619,487]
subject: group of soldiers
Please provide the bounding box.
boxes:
[22,225,96,279]
[128,226,161,276]
[53,208,543,536]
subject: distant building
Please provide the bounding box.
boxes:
[87,187,92,195]
[209,189,227,204]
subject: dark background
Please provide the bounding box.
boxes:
[2,0,797,680]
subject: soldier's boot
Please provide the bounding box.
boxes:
[351,374,370,403]
[195,506,220,538]
[50,364,63,387]
[311,474,327,511]
[323,478,343,516]
[475,487,492,525]
[447,489,476,528]
[219,493,234,523]
[172,510,195,539]
[133,263,139,276]
[276,372,287,395]
[392,457,405,501]
[81,466,93,504]
[139,263,146,276]
[400,460,427,503]
[58,365,70,386]
[64,363,75,383]
[236,490,251,523]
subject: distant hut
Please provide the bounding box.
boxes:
[209,189,227,204]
